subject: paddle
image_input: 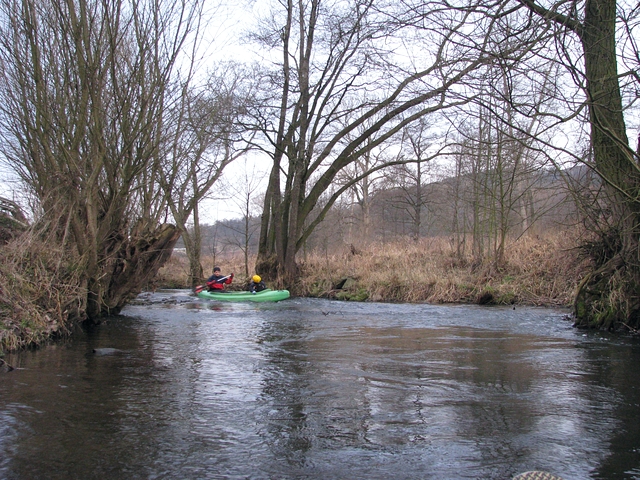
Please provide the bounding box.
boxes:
[195,274,232,293]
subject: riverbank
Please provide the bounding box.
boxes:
[0,231,585,355]
[0,236,84,355]
[300,234,584,306]
[156,231,586,307]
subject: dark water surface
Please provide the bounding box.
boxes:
[2,290,640,479]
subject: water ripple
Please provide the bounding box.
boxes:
[1,293,639,479]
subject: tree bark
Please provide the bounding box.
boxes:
[573,0,640,328]
[88,224,181,318]
[517,0,637,328]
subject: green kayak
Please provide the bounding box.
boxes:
[197,288,290,303]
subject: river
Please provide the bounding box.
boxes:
[1,290,640,479]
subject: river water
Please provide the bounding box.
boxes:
[1,290,640,480]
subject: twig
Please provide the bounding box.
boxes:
[0,358,15,372]
[620,321,638,334]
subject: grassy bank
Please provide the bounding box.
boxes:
[1,231,583,356]
[158,231,586,307]
[0,236,84,356]
[298,233,584,306]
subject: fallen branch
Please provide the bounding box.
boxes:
[620,321,638,334]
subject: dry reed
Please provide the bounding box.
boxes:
[158,230,586,308]
[296,231,586,306]
[1,234,84,355]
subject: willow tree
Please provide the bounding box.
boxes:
[511,0,639,329]
[250,0,537,286]
[0,0,203,319]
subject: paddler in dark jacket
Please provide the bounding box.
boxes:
[247,275,267,294]
[206,266,234,291]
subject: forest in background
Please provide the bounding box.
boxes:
[155,161,587,310]
[186,163,587,275]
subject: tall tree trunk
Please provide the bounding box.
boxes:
[572,0,638,328]
[102,224,181,315]
[413,161,422,242]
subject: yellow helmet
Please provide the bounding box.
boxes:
[252,275,261,283]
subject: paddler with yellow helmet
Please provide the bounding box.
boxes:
[248,274,267,294]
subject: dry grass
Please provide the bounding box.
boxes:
[158,230,587,307]
[0,228,590,356]
[149,255,192,289]
[0,234,84,355]
[297,231,586,306]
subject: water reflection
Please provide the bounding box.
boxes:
[258,317,314,467]
[1,293,639,479]
[253,311,618,479]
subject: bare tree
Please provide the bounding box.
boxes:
[334,119,401,245]
[160,65,254,287]
[0,0,203,319]
[507,0,639,328]
[221,159,266,277]
[384,120,436,242]
[248,0,531,286]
